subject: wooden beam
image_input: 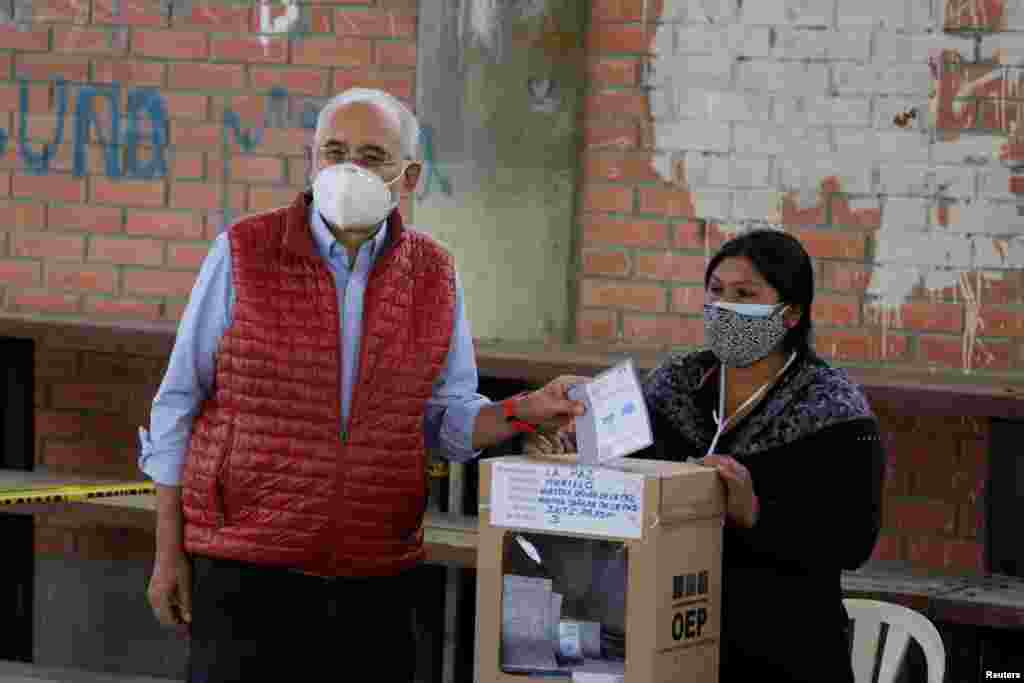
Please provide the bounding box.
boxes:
[3,313,1023,418]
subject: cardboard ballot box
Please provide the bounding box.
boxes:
[476,455,725,683]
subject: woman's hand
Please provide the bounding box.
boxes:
[700,454,759,528]
[522,425,577,456]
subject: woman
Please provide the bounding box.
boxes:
[526,229,884,682]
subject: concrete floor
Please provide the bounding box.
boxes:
[0,662,178,683]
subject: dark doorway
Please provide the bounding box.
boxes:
[0,336,35,663]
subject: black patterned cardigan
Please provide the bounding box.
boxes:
[634,348,885,683]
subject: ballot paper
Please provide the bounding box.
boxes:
[550,592,564,646]
[502,575,560,674]
[572,670,625,683]
[579,621,602,659]
[558,621,583,663]
[569,359,653,465]
[501,575,626,678]
[559,620,602,662]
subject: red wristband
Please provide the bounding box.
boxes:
[503,392,539,434]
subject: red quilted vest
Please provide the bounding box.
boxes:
[181,191,456,577]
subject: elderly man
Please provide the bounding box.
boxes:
[139,87,586,682]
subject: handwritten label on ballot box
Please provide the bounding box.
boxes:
[491,461,646,540]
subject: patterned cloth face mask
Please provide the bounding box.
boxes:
[703,301,790,368]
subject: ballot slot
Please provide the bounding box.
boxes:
[499,531,628,679]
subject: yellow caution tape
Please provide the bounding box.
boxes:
[1,463,451,507]
[427,462,449,479]
[0,481,156,506]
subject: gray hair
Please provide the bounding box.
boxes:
[312,88,421,167]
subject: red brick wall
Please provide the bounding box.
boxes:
[3,0,414,558]
[578,0,1015,575]
[0,0,417,323]
[871,406,989,573]
[13,318,994,575]
[0,0,419,562]
[3,319,171,559]
[1,0,1012,575]
[578,0,1024,378]
[35,510,157,562]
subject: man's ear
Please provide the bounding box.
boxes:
[401,162,422,193]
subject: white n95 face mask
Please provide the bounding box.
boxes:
[312,162,406,230]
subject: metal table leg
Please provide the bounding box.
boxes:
[442,461,465,683]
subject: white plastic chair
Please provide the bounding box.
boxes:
[844,598,946,683]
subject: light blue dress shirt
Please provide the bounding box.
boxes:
[138,205,491,486]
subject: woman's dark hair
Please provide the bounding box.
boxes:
[704,229,815,353]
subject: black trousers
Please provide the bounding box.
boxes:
[187,555,416,683]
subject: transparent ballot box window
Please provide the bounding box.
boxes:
[500,531,628,678]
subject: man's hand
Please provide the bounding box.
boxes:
[515,375,591,431]
[700,454,759,528]
[471,375,591,451]
[148,550,192,638]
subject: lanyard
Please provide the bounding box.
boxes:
[704,351,798,459]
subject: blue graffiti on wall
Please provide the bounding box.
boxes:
[7,79,291,179]
[0,76,452,229]
[415,123,451,201]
